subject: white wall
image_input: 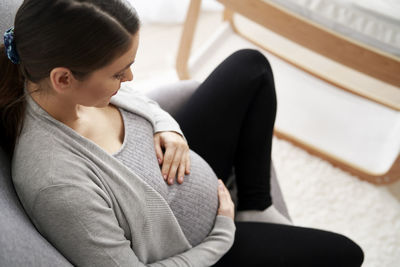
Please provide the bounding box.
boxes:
[127,0,223,24]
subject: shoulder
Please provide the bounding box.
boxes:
[32,183,112,220]
[14,107,100,180]
[12,123,99,214]
[13,121,87,182]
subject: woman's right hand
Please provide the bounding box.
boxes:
[217,179,235,220]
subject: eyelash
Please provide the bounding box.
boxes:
[114,73,125,80]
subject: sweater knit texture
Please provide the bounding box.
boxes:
[113,108,218,246]
[11,84,235,267]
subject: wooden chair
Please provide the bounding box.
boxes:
[176,0,400,184]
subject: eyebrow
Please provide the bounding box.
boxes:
[115,60,135,74]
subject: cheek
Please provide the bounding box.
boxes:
[108,79,121,94]
[88,79,117,96]
[78,76,120,101]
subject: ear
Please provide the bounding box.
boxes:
[49,67,74,94]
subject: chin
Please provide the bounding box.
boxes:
[93,100,111,108]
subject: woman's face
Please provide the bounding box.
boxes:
[71,32,140,108]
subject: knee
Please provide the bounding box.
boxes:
[334,234,365,266]
[229,49,272,74]
[227,49,276,105]
[346,237,364,266]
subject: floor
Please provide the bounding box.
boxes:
[130,10,400,267]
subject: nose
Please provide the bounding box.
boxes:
[122,68,134,82]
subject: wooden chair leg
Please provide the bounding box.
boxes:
[176,0,202,80]
[223,7,233,21]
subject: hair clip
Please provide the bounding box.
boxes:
[4,27,21,64]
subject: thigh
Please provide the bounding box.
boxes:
[213,222,364,267]
[174,49,273,181]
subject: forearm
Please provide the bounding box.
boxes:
[114,83,186,141]
[148,215,235,267]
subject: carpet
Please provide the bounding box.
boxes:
[272,137,400,267]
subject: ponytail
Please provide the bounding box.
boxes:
[0,43,25,159]
[0,0,141,160]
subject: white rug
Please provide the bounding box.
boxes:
[272,137,400,267]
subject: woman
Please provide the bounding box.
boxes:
[0,0,364,266]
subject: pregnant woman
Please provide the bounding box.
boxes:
[0,0,364,266]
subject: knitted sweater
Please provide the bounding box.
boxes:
[113,108,219,246]
[11,84,235,267]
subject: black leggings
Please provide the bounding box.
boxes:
[173,49,364,266]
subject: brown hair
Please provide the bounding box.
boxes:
[0,0,140,158]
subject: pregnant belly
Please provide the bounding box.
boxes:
[166,149,219,246]
[113,108,219,246]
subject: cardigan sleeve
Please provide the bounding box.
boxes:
[113,84,187,143]
[148,216,236,267]
[31,184,235,267]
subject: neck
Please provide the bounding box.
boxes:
[25,81,89,127]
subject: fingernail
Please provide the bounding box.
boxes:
[158,158,162,164]
[163,174,167,180]
[169,179,173,184]
[179,177,183,183]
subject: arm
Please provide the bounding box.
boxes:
[149,179,236,266]
[114,83,186,142]
[141,94,184,138]
[148,216,235,267]
[32,184,235,267]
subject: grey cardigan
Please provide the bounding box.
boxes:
[11,84,236,267]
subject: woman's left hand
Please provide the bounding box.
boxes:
[153,131,191,185]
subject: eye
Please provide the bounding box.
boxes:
[113,73,125,80]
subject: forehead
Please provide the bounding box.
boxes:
[99,33,140,73]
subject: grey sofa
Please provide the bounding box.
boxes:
[0,1,290,266]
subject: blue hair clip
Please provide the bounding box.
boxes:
[4,27,20,64]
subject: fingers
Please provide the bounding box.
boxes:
[217,180,229,200]
[153,136,164,165]
[155,131,191,185]
[161,145,188,185]
[177,148,190,184]
[167,147,184,185]
[177,162,185,184]
[185,153,191,175]
[217,179,235,220]
[161,145,177,183]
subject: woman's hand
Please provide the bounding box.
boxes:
[153,131,191,185]
[217,179,235,220]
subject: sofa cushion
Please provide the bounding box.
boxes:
[0,147,73,266]
[0,0,23,41]
[145,79,200,118]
